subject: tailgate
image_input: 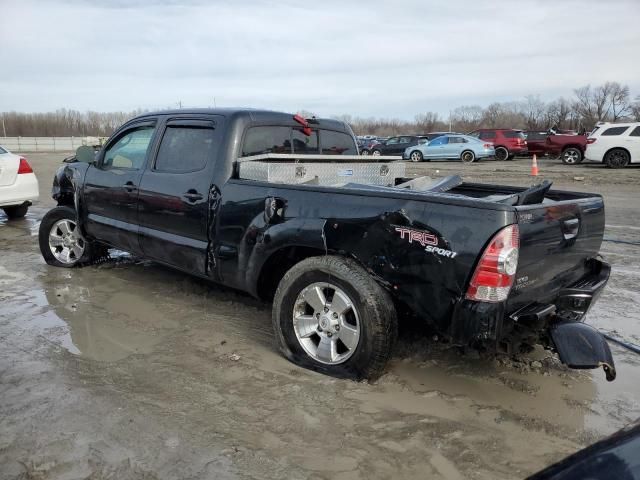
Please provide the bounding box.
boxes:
[0,153,19,186]
[508,195,605,309]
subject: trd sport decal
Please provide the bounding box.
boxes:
[394,227,458,259]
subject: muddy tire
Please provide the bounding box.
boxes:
[604,148,630,169]
[561,147,583,165]
[3,204,28,219]
[495,146,509,161]
[39,206,108,268]
[272,255,397,380]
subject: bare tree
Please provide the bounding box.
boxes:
[631,95,640,122]
[608,82,631,121]
[522,95,546,129]
[414,112,440,133]
[450,105,483,132]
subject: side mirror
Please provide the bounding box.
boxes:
[75,145,98,164]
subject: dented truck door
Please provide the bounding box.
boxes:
[137,116,224,275]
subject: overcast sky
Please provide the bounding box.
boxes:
[1,0,639,119]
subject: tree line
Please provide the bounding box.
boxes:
[0,109,146,137]
[336,81,640,136]
[1,82,639,138]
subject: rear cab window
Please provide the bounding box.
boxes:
[320,130,356,155]
[630,126,640,137]
[293,128,319,154]
[242,126,291,156]
[242,126,355,157]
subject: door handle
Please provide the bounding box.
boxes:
[123,181,138,192]
[562,218,580,240]
[183,190,204,202]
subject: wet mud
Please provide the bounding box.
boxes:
[1,154,639,479]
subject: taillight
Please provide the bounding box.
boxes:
[466,224,519,303]
[587,138,597,144]
[17,157,33,174]
[483,143,492,149]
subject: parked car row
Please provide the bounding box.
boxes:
[357,121,640,167]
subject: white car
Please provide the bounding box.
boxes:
[0,145,39,219]
[584,122,640,168]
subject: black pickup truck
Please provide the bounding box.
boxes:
[39,108,615,381]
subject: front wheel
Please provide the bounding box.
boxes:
[371,149,381,156]
[561,147,583,165]
[604,149,630,168]
[409,150,423,162]
[39,206,107,267]
[461,150,476,163]
[3,204,28,219]
[360,149,370,156]
[495,146,509,161]
[272,255,397,380]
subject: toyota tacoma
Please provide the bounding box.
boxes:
[39,108,615,381]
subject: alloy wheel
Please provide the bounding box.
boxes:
[292,282,360,365]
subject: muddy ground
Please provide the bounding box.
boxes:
[1,153,639,480]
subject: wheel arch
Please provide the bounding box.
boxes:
[562,144,585,153]
[604,146,631,160]
[255,245,329,300]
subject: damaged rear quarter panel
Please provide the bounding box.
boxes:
[216,180,515,335]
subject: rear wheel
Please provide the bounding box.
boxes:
[360,149,370,156]
[272,255,397,380]
[561,147,583,165]
[371,149,381,156]
[3,204,28,219]
[461,150,476,163]
[39,206,108,267]
[604,149,630,169]
[409,150,423,162]
[495,146,509,161]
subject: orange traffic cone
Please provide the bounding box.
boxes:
[531,154,539,176]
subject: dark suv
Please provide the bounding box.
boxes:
[468,129,528,160]
[370,135,427,156]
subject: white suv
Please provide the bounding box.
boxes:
[584,122,640,168]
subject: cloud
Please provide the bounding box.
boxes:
[1,0,639,119]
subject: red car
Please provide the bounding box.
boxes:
[468,129,528,161]
[525,131,587,165]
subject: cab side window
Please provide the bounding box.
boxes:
[102,126,155,170]
[155,126,216,173]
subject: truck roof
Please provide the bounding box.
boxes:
[131,108,351,132]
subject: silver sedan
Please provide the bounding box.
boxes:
[403,134,495,163]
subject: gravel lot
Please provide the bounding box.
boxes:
[1,153,639,480]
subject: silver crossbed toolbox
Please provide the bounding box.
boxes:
[237,154,405,187]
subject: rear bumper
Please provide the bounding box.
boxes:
[449,258,615,378]
[0,173,39,207]
[449,258,610,346]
